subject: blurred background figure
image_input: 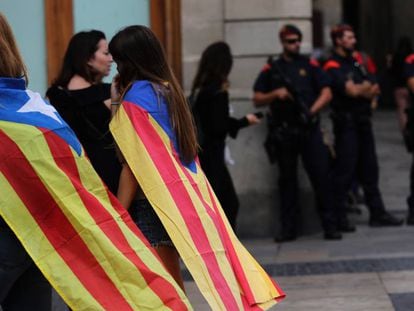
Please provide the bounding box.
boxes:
[389,36,413,132]
[46,30,121,195]
[345,49,379,214]
[190,41,261,230]
[325,24,403,230]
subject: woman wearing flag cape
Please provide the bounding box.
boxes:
[109,25,285,310]
[0,13,190,310]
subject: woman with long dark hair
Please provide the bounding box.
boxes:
[109,26,197,289]
[46,30,121,194]
[190,41,260,229]
[108,26,284,308]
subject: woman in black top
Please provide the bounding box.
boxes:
[46,30,121,194]
[190,41,260,230]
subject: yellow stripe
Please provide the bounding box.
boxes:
[0,173,101,310]
[111,107,230,310]
[2,122,189,310]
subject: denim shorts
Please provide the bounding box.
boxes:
[129,199,173,247]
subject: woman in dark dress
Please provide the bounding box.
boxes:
[190,41,260,230]
[46,30,121,194]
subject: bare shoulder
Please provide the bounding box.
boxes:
[67,75,92,90]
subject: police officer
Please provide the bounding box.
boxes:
[403,52,414,224]
[324,24,403,230]
[253,24,341,241]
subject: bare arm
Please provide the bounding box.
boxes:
[117,164,138,210]
[104,98,111,109]
[310,87,332,115]
[253,88,292,107]
[408,77,414,93]
[110,76,121,116]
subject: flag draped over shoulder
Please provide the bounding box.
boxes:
[0,77,191,311]
[110,80,285,310]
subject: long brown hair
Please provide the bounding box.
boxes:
[53,30,106,87]
[0,13,28,83]
[109,25,197,163]
[191,41,233,94]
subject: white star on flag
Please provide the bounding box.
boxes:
[17,90,62,124]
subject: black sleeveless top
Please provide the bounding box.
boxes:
[46,83,121,194]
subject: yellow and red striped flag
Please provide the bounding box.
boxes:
[110,81,285,310]
[0,77,191,310]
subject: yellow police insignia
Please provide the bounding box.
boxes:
[299,68,307,76]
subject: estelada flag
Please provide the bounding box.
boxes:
[110,81,285,310]
[0,77,191,310]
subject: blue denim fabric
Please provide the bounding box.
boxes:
[129,199,173,247]
[0,218,51,311]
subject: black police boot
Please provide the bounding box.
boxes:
[274,229,297,243]
[338,219,356,233]
[369,212,404,227]
[324,230,342,240]
[407,210,414,225]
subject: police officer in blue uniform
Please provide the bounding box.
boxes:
[324,24,403,230]
[403,52,414,225]
[253,24,341,241]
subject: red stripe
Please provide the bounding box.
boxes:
[41,129,189,311]
[123,102,240,309]
[0,130,133,310]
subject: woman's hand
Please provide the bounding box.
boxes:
[110,75,121,117]
[111,75,121,102]
[245,113,261,125]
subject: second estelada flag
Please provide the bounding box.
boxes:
[110,80,285,310]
